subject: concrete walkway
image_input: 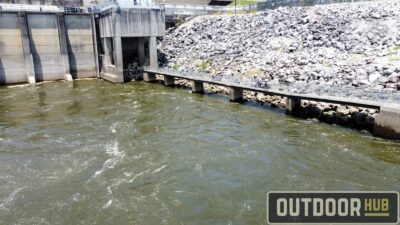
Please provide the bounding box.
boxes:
[144,67,400,139]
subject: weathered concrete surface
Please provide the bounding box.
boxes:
[374,106,400,139]
[19,12,36,84]
[229,87,243,102]
[149,36,158,68]
[27,13,65,81]
[99,8,165,38]
[0,11,97,85]
[57,13,73,81]
[143,72,156,82]
[99,7,165,83]
[65,14,97,79]
[285,97,302,115]
[164,75,175,86]
[192,80,204,93]
[0,12,29,84]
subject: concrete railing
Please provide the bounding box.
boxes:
[0,3,61,12]
[254,0,370,11]
[160,0,372,16]
[161,3,253,16]
[97,0,156,9]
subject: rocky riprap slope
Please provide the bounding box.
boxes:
[160,0,400,100]
[158,0,400,132]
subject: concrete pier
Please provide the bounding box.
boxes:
[163,75,174,86]
[57,13,73,81]
[114,37,124,83]
[229,87,243,102]
[285,97,301,115]
[137,37,146,66]
[18,12,36,84]
[98,7,165,83]
[143,72,156,82]
[149,36,158,68]
[374,106,400,139]
[192,80,204,94]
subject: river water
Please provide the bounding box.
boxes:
[0,80,399,224]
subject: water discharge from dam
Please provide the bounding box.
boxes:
[0,80,399,224]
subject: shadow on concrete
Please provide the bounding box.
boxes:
[64,14,99,79]
[29,43,43,81]
[0,52,5,85]
[65,34,77,79]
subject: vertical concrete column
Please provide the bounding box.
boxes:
[285,97,302,115]
[374,106,400,139]
[143,72,156,82]
[229,87,243,102]
[192,80,204,94]
[18,12,36,84]
[57,13,73,82]
[163,75,174,87]
[113,36,124,83]
[137,37,146,66]
[91,14,100,78]
[102,37,110,67]
[149,36,158,68]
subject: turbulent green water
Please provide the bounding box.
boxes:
[0,80,399,225]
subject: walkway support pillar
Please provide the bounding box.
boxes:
[143,72,156,82]
[374,106,400,139]
[90,14,100,78]
[57,13,73,82]
[229,87,243,102]
[286,97,301,115]
[101,38,111,66]
[149,36,158,68]
[138,37,146,66]
[18,12,36,84]
[164,75,174,87]
[192,81,204,94]
[113,36,124,83]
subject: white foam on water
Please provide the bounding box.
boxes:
[123,172,132,177]
[133,152,147,159]
[93,140,125,178]
[128,171,145,183]
[110,123,118,133]
[5,83,30,89]
[153,165,167,173]
[72,193,81,202]
[102,199,113,209]
[101,186,115,209]
[0,187,24,213]
[107,186,112,194]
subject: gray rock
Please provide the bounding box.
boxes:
[159,0,400,104]
[369,73,381,83]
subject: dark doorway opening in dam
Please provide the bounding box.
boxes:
[121,37,148,81]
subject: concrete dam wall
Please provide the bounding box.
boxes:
[0,11,97,84]
[0,6,165,85]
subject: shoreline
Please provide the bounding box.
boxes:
[154,76,379,134]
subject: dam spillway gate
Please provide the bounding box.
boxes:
[0,4,165,85]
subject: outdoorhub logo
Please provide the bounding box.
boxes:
[267,191,399,224]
